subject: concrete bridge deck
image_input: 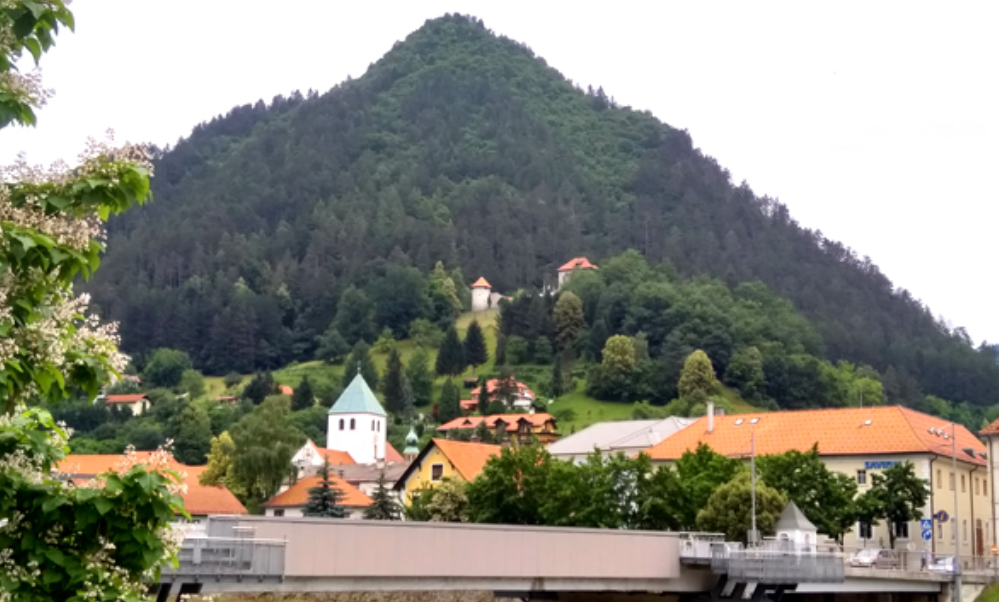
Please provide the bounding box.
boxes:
[158,516,993,602]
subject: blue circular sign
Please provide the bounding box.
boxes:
[936,510,949,523]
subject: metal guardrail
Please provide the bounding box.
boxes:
[162,536,286,580]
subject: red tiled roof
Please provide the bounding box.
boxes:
[558,257,598,272]
[437,413,556,433]
[105,394,147,404]
[430,438,502,481]
[471,277,491,288]
[59,454,247,515]
[263,474,372,508]
[385,442,404,463]
[469,379,535,399]
[279,385,294,396]
[643,406,988,466]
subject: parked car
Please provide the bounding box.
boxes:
[850,548,900,569]
[928,556,957,573]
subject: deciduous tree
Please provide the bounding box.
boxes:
[696,472,787,543]
[678,349,718,407]
[757,444,859,543]
[172,403,213,464]
[857,461,929,549]
[554,291,585,352]
[426,478,469,522]
[674,442,744,529]
[143,348,194,389]
[229,396,304,511]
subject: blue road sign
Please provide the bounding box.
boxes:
[921,519,933,530]
[936,510,949,523]
[922,528,932,541]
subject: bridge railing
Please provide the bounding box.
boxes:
[709,542,845,584]
[162,536,286,579]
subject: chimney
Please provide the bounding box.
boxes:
[707,400,715,434]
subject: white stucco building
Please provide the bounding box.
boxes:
[326,372,387,465]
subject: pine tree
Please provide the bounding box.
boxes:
[304,456,346,518]
[383,347,409,414]
[436,324,466,377]
[477,378,491,415]
[363,470,401,520]
[341,342,380,390]
[406,347,434,407]
[463,319,488,370]
[550,354,567,398]
[242,371,275,404]
[291,376,315,411]
[438,378,462,423]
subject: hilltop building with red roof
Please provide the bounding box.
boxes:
[461,377,537,412]
[557,257,598,289]
[438,412,559,446]
[644,405,990,556]
[103,393,150,416]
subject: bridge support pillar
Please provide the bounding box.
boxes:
[940,581,985,602]
[154,581,203,602]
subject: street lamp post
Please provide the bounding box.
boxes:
[751,431,757,546]
[953,421,962,602]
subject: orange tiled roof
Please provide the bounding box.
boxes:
[437,413,555,433]
[263,474,372,508]
[385,442,404,463]
[306,440,355,465]
[59,454,247,515]
[558,257,598,272]
[431,438,502,481]
[471,277,491,288]
[279,384,294,396]
[643,406,988,465]
[105,394,147,404]
[980,418,999,436]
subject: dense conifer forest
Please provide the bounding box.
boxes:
[85,14,999,412]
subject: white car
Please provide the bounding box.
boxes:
[850,548,900,569]
[928,556,957,573]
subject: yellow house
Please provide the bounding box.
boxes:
[644,406,992,557]
[393,438,500,506]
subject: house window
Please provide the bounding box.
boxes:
[350,418,355,430]
[964,520,968,541]
[961,475,966,493]
[339,419,344,430]
[976,478,980,495]
[859,521,873,540]
[372,420,375,431]
[985,479,989,494]
[274,509,284,517]
[937,469,942,489]
[894,520,909,539]
[430,464,444,482]
[950,472,955,491]
[856,470,867,485]
[951,522,955,541]
[937,521,943,539]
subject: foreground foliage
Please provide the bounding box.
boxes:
[1,2,184,600]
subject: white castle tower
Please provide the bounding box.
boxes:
[471,277,492,312]
[326,371,387,465]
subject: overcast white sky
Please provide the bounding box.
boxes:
[4,1,997,343]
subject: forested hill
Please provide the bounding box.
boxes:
[85,14,999,408]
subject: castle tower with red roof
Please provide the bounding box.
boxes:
[557,257,598,289]
[471,276,492,312]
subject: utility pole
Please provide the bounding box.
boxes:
[953,421,962,602]
[751,431,757,546]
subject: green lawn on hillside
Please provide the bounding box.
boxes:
[223,308,760,434]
